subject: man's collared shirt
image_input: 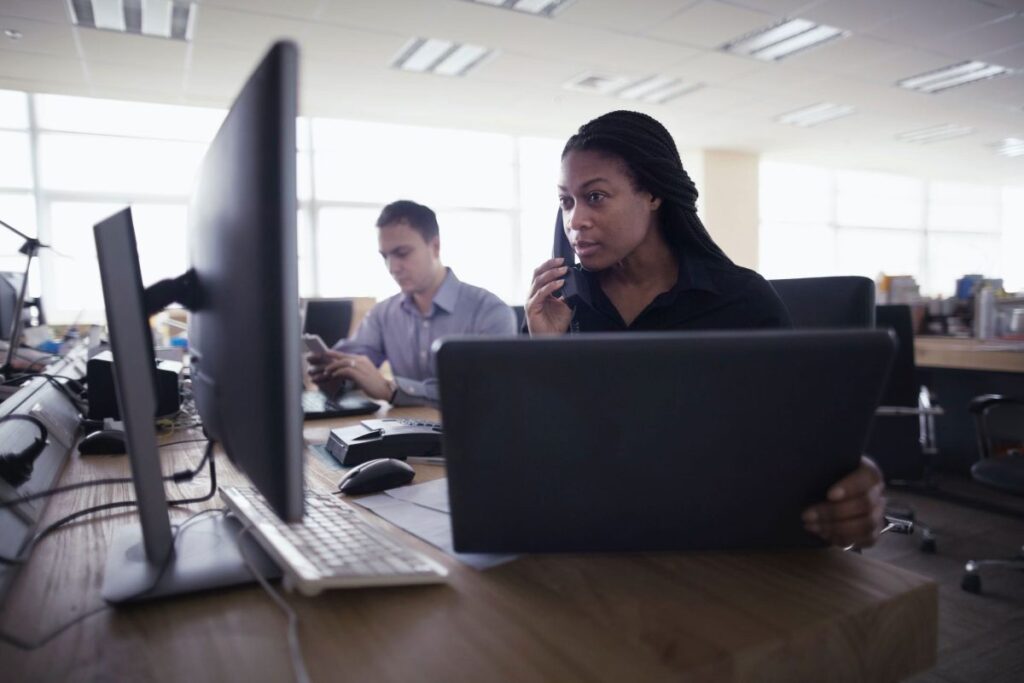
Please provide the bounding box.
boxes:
[567,248,791,333]
[335,269,517,405]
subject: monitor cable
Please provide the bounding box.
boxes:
[0,506,227,651]
[237,523,312,683]
[0,439,216,566]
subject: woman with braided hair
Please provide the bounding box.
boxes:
[525,110,886,549]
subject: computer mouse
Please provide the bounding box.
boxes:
[337,457,415,495]
[77,429,127,456]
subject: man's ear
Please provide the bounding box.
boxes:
[430,235,441,258]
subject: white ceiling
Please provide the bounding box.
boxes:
[0,0,1022,184]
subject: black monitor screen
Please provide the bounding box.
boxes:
[187,41,303,521]
[0,272,23,341]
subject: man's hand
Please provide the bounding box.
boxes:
[319,352,395,402]
[802,456,886,548]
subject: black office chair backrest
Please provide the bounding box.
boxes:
[874,305,919,408]
[512,305,527,335]
[303,298,354,348]
[769,276,875,329]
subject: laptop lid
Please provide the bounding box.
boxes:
[436,329,895,554]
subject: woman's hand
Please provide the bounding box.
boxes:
[526,257,573,336]
[802,456,886,548]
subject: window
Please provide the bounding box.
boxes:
[760,160,1021,297]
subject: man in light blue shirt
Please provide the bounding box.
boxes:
[307,200,517,406]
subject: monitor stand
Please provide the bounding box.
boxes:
[102,513,281,604]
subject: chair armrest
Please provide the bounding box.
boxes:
[875,406,944,417]
[969,394,1024,415]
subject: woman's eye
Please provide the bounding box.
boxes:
[558,196,572,210]
[587,192,603,203]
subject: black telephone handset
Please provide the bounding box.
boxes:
[552,210,586,304]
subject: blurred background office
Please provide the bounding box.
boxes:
[0,0,1021,332]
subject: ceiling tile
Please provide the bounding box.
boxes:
[800,0,915,32]
[298,23,406,66]
[86,61,186,93]
[724,0,821,15]
[954,14,1024,59]
[195,0,323,20]
[864,0,1013,52]
[670,50,764,83]
[557,0,698,35]
[190,5,314,49]
[77,30,188,69]
[0,0,68,24]
[0,16,78,58]
[644,0,776,49]
[0,50,86,85]
[984,42,1024,69]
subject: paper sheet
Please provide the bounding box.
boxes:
[355,478,517,571]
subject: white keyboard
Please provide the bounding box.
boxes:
[220,486,448,596]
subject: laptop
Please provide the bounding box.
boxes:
[301,387,379,419]
[436,329,895,554]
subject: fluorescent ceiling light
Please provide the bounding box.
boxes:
[564,72,633,95]
[68,0,194,41]
[564,73,701,104]
[776,102,855,127]
[392,38,493,77]
[723,18,847,61]
[897,124,974,144]
[898,60,1012,93]
[994,138,1024,158]
[463,0,573,17]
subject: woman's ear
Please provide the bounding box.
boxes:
[650,195,662,211]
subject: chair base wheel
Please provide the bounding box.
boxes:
[961,573,981,594]
[920,537,937,553]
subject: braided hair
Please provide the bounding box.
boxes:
[562,110,733,264]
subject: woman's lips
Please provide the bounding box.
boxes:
[574,241,600,257]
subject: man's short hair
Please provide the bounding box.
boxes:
[375,200,439,242]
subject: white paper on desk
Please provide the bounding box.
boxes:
[355,478,517,571]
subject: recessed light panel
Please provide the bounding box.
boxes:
[463,0,574,17]
[69,0,194,41]
[392,38,494,77]
[723,18,848,61]
[776,102,855,127]
[898,61,1012,94]
[896,124,975,144]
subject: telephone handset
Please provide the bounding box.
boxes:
[552,210,587,304]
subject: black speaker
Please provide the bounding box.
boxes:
[86,350,182,420]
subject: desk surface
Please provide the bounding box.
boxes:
[3,408,937,682]
[916,336,1024,373]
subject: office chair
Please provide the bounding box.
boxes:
[512,305,527,335]
[768,277,919,547]
[768,276,875,329]
[961,394,1024,594]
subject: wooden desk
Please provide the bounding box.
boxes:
[3,408,938,682]
[915,336,1024,374]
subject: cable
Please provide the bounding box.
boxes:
[0,437,211,511]
[1,373,85,412]
[0,507,225,650]
[237,523,311,683]
[0,441,216,565]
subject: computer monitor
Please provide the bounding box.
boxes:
[94,40,299,603]
[302,298,354,349]
[0,272,24,341]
